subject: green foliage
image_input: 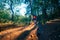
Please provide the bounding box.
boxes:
[13,15,31,26]
[0,10,10,23]
[0,9,31,26]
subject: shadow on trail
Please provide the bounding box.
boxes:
[16,30,30,40]
[37,22,47,40]
[37,20,60,40]
[16,24,37,40]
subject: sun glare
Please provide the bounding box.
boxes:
[13,3,28,16]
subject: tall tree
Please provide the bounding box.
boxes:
[10,0,14,21]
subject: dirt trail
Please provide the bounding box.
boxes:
[1,19,60,40]
[0,22,37,40]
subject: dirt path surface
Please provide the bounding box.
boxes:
[0,19,60,40]
[0,22,38,40]
[25,27,38,40]
[37,18,60,40]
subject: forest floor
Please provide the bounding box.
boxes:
[0,18,60,40]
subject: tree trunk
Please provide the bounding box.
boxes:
[42,7,48,24]
[10,0,14,21]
